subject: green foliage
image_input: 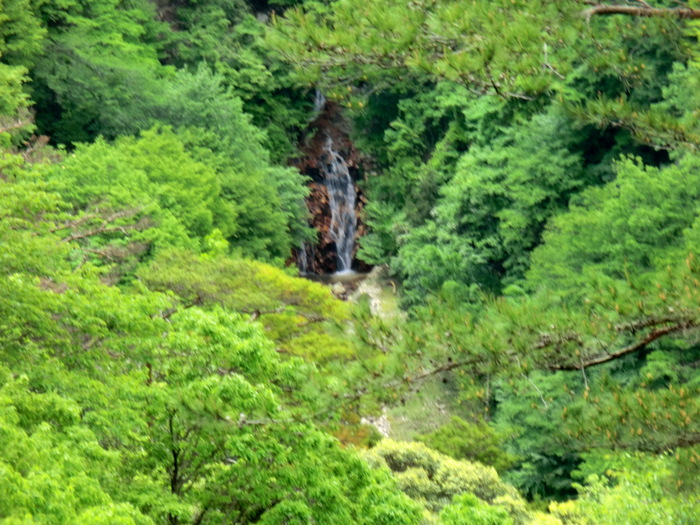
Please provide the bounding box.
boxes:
[492,373,583,501]
[0,0,44,140]
[272,0,691,138]
[0,372,152,524]
[0,0,45,67]
[31,0,169,143]
[40,128,216,255]
[35,124,304,265]
[0,61,28,117]
[439,494,513,525]
[137,248,356,362]
[363,158,700,507]
[270,0,577,95]
[364,440,531,523]
[0,166,424,524]
[528,154,700,297]
[393,106,589,303]
[21,4,310,254]
[273,0,693,304]
[3,0,700,520]
[156,67,312,254]
[417,416,515,473]
[654,61,700,149]
[159,1,312,160]
[357,83,518,267]
[551,455,700,525]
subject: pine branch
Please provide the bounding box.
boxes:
[582,4,700,19]
[408,357,479,382]
[607,432,700,453]
[549,320,700,371]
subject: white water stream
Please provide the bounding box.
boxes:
[319,134,357,272]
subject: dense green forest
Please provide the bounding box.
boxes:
[1,0,699,523]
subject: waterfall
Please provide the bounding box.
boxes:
[298,241,318,275]
[297,89,360,275]
[298,242,309,274]
[320,135,357,273]
[313,89,327,117]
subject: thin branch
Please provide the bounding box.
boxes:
[549,320,699,371]
[582,4,700,19]
[545,63,565,80]
[48,214,96,233]
[605,432,700,453]
[526,373,549,407]
[60,208,145,243]
[408,357,478,382]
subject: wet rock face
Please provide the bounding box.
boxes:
[297,99,359,175]
[291,100,370,275]
[299,183,338,274]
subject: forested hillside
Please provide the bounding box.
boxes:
[0,1,699,523]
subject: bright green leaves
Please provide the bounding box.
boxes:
[0,0,309,261]
[0,0,44,140]
[528,154,700,296]
[2,0,699,521]
[0,165,68,275]
[31,0,168,143]
[155,66,311,257]
[36,129,209,272]
[0,0,45,67]
[0,191,415,524]
[35,124,303,266]
[0,371,152,524]
[439,494,513,525]
[270,0,574,97]
[0,151,426,524]
[551,454,700,524]
[46,128,219,245]
[0,61,30,121]
[394,106,586,303]
[159,307,281,398]
[363,439,532,524]
[137,249,355,362]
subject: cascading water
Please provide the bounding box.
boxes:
[298,242,309,274]
[319,134,357,273]
[312,89,326,118]
[296,89,363,275]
